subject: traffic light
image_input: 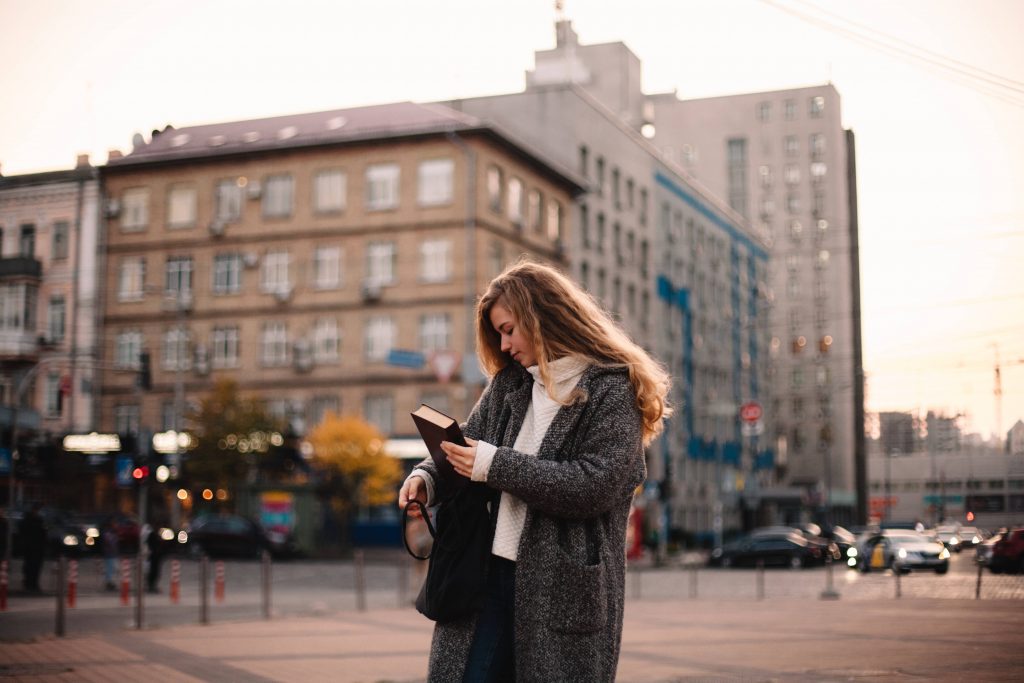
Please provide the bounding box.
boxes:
[138,351,152,390]
[132,464,150,481]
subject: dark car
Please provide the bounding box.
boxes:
[751,525,841,562]
[989,528,1024,574]
[856,530,950,574]
[709,532,824,569]
[184,514,294,559]
[1,508,88,558]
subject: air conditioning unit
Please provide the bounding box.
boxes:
[246,181,262,199]
[361,279,381,302]
[242,252,259,269]
[105,199,121,218]
[208,219,226,237]
[273,285,293,303]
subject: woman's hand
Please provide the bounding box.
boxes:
[399,476,428,517]
[441,437,478,478]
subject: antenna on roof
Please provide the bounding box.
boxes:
[555,0,565,20]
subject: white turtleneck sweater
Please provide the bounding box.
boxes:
[472,355,589,561]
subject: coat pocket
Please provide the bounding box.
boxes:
[546,550,608,634]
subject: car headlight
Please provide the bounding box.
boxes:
[897,548,907,559]
[847,557,857,567]
[939,548,950,559]
[177,530,189,544]
[949,538,959,545]
[972,535,981,544]
[63,534,79,546]
[85,536,95,546]
[160,527,175,541]
[847,547,857,557]
[86,527,100,538]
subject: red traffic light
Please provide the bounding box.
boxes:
[132,466,149,480]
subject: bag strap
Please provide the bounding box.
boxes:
[401,500,435,560]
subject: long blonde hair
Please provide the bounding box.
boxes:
[476,259,671,446]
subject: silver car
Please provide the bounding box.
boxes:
[856,530,950,574]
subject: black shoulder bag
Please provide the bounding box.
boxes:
[402,483,496,623]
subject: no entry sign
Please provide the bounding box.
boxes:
[740,401,763,423]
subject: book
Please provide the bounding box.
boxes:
[411,404,469,484]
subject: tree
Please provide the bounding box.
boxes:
[185,378,284,489]
[308,413,402,549]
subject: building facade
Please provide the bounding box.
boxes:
[99,103,580,451]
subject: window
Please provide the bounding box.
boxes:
[312,318,340,363]
[612,168,621,207]
[420,239,452,283]
[759,165,772,189]
[162,326,191,371]
[784,165,800,185]
[810,133,825,158]
[167,184,197,228]
[115,404,140,435]
[314,169,347,213]
[757,101,771,122]
[121,188,149,231]
[215,179,243,222]
[261,321,289,366]
[639,188,648,225]
[547,201,563,242]
[211,326,239,369]
[417,159,454,206]
[784,99,797,121]
[507,177,524,227]
[791,368,804,389]
[52,221,69,260]
[47,296,65,343]
[364,394,394,434]
[813,191,826,215]
[489,240,504,278]
[786,194,800,214]
[420,390,450,416]
[810,95,825,118]
[486,165,503,213]
[810,162,827,180]
[19,224,35,257]
[727,138,748,217]
[44,373,62,417]
[579,145,589,177]
[366,241,396,286]
[613,223,622,264]
[212,253,242,294]
[118,257,146,301]
[596,212,606,252]
[366,163,400,211]
[310,395,340,426]
[816,365,830,387]
[261,249,290,293]
[579,261,589,289]
[313,246,342,289]
[419,313,450,352]
[789,220,803,239]
[595,157,605,195]
[262,174,294,218]
[364,315,395,361]
[580,204,590,249]
[626,178,635,209]
[784,136,799,157]
[115,330,143,369]
[165,256,194,296]
[528,189,543,234]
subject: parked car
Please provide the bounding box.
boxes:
[751,525,841,562]
[989,528,1024,574]
[183,514,294,559]
[709,532,824,569]
[957,526,987,550]
[976,532,1004,567]
[933,526,963,553]
[856,530,950,574]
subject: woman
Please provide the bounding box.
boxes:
[399,260,670,682]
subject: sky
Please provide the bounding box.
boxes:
[1,0,1022,441]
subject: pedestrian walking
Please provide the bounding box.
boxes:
[399,260,671,682]
[101,521,119,591]
[20,503,47,593]
[146,524,164,593]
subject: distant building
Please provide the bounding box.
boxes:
[879,411,917,455]
[1009,420,1024,455]
[925,411,961,453]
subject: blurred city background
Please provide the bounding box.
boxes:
[0,0,1022,670]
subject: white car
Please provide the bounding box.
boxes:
[856,530,950,575]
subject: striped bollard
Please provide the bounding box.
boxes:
[120,558,131,605]
[214,561,225,603]
[0,560,8,611]
[67,559,78,608]
[170,560,180,604]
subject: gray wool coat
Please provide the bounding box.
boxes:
[413,361,646,682]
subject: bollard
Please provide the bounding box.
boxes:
[1,559,8,611]
[170,560,180,604]
[894,564,902,599]
[975,562,983,600]
[55,557,66,637]
[120,558,131,605]
[67,559,78,608]
[688,563,698,599]
[200,555,209,625]
[261,550,271,620]
[135,552,145,630]
[215,561,225,603]
[820,556,840,600]
[756,559,765,600]
[354,550,366,612]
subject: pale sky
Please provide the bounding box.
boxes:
[2,0,1022,441]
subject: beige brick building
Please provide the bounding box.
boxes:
[100,102,581,443]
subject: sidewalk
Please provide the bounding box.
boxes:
[1,598,1022,682]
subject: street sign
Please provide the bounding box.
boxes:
[739,401,763,423]
[741,421,764,437]
[386,348,426,369]
[115,456,134,488]
[429,350,461,383]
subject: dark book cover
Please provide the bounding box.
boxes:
[411,404,469,484]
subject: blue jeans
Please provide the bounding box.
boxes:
[463,555,516,683]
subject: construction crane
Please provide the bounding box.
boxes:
[993,343,1024,443]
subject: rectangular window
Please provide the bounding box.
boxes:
[757,101,771,122]
[52,221,69,260]
[310,395,340,426]
[366,241,396,285]
[121,188,149,231]
[211,326,239,369]
[489,240,504,278]
[313,246,342,289]
[262,175,294,218]
[47,296,65,343]
[787,194,800,214]
[726,138,748,218]
[580,204,590,249]
[161,326,191,371]
[44,373,62,417]
[364,315,395,361]
[785,135,799,157]
[810,133,825,158]
[165,256,194,296]
[579,145,589,178]
[785,165,801,185]
[115,404,140,435]
[595,157,605,195]
[364,394,394,434]
[215,179,243,222]
[507,177,524,227]
[612,168,621,207]
[419,312,450,352]
[810,95,825,118]
[312,318,340,364]
[366,163,400,211]
[118,257,146,302]
[261,249,290,293]
[19,224,35,257]
[314,169,347,213]
[212,253,242,294]
[115,330,142,369]
[486,165,503,213]
[784,99,797,121]
[417,159,454,206]
[420,239,452,283]
[167,184,197,228]
[596,212,606,252]
[547,201,563,242]
[261,321,289,366]
[639,188,648,226]
[528,189,543,234]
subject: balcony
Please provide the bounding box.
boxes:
[0,330,40,359]
[0,256,42,280]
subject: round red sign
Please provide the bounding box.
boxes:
[740,401,763,423]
